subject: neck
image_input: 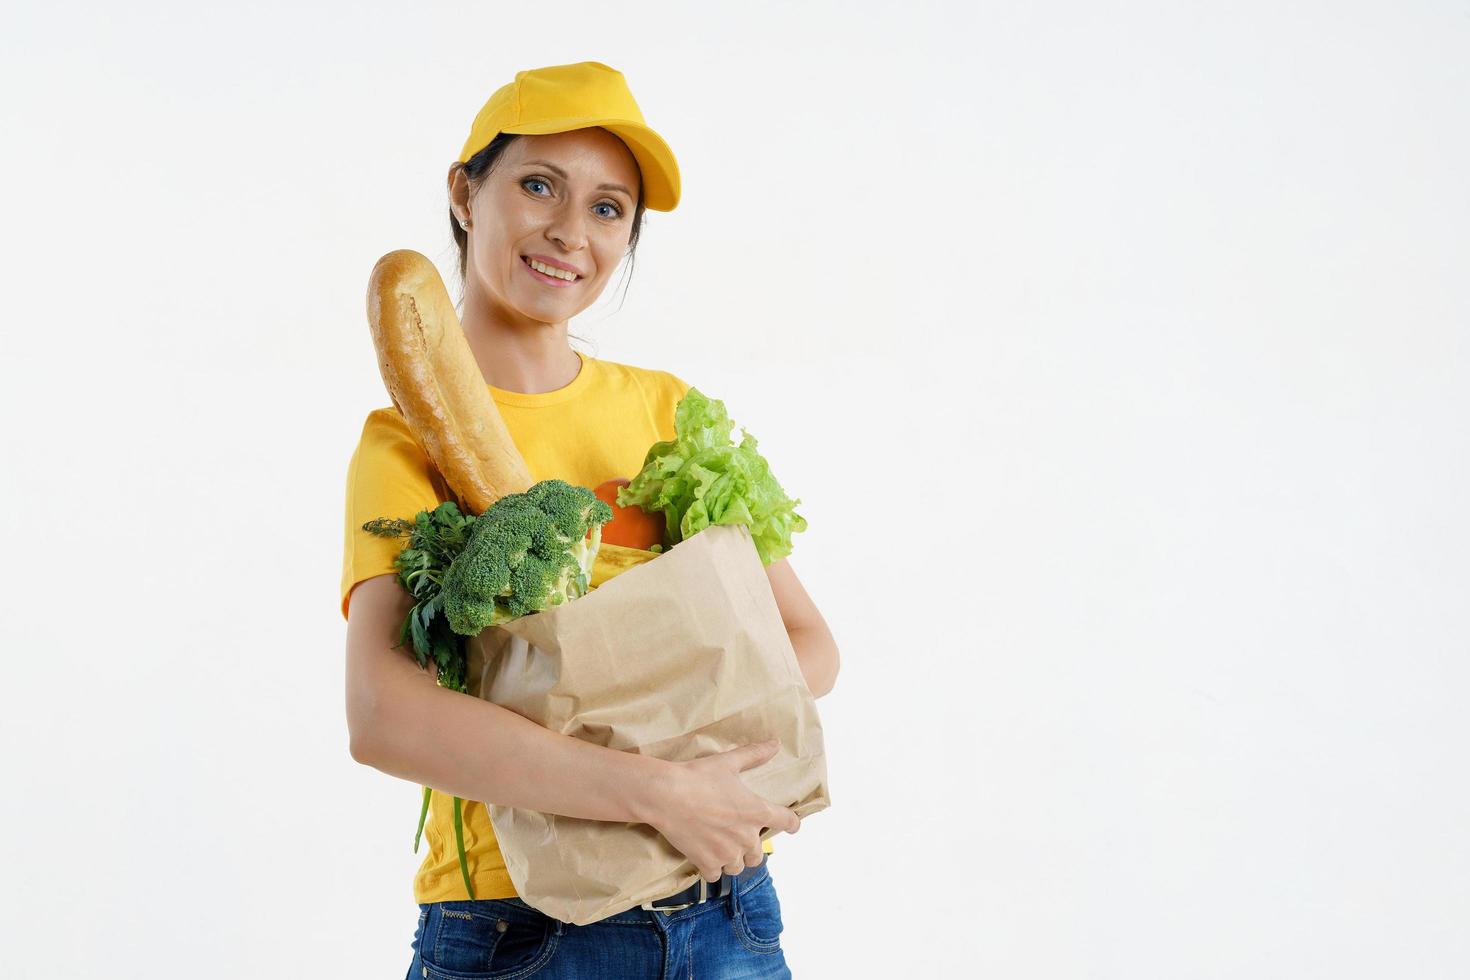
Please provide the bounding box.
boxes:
[458,283,582,394]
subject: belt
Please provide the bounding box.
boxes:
[640,855,768,914]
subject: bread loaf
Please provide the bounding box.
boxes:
[366,249,534,513]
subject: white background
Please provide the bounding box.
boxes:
[3,2,1467,977]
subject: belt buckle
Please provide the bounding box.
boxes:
[640,876,708,914]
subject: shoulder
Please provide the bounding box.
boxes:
[354,405,415,444]
[346,405,456,505]
[587,355,692,400]
[349,405,432,469]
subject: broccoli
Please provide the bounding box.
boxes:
[441,479,614,635]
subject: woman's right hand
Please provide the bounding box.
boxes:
[646,739,802,882]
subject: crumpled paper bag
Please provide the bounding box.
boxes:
[463,522,830,925]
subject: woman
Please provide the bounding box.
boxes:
[341,62,839,978]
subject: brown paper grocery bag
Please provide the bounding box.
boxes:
[463,522,830,926]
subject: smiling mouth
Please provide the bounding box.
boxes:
[522,255,582,281]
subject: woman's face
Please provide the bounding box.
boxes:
[457,127,642,324]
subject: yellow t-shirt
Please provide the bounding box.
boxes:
[341,350,773,904]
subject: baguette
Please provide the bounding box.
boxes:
[366,249,534,513]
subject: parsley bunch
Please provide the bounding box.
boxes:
[363,500,475,693]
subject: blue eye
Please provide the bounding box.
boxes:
[523,176,623,219]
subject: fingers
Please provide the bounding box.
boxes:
[769,803,801,835]
[724,841,765,876]
[703,837,767,882]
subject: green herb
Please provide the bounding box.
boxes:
[363,500,476,692]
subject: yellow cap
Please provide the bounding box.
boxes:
[457,61,680,212]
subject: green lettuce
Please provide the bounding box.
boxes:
[616,387,807,564]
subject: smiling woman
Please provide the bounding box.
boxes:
[342,61,828,980]
[452,136,648,268]
[450,128,646,320]
[442,123,652,395]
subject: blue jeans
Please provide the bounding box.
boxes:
[405,860,791,979]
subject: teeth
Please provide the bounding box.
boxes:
[529,258,577,281]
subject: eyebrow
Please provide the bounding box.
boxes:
[519,160,634,198]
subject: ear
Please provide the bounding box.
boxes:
[446,163,471,226]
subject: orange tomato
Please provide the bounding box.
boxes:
[593,478,665,550]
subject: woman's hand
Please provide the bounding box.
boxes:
[645,740,801,882]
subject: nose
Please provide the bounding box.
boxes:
[545,198,589,254]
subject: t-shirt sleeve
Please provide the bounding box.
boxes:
[340,409,454,621]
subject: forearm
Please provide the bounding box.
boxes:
[355,665,667,824]
[790,624,840,698]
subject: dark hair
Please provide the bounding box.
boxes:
[449,130,648,339]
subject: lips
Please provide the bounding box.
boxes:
[522,255,582,279]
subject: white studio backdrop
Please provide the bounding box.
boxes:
[2,2,1467,977]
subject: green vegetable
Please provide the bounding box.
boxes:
[441,479,614,635]
[616,387,808,564]
[362,500,475,691]
[362,481,614,901]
